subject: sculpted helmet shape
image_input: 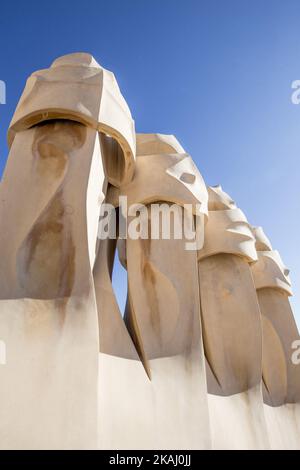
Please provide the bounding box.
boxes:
[207,185,236,210]
[251,226,300,411]
[198,185,257,262]
[136,133,185,155]
[8,52,136,186]
[252,226,272,251]
[109,133,208,215]
[251,226,292,295]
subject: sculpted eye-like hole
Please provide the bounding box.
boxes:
[99,132,125,187]
[284,268,290,276]
[179,172,196,184]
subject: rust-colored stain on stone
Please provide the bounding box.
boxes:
[16,121,87,300]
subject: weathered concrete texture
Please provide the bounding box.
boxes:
[198,186,269,449]
[251,226,300,449]
[97,134,211,449]
[0,53,299,450]
[0,123,103,449]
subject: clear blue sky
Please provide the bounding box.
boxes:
[0,0,299,326]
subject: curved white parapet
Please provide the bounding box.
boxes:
[8,53,136,186]
[251,249,292,295]
[109,133,208,215]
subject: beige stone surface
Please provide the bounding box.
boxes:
[97,134,211,449]
[208,386,269,450]
[263,404,300,450]
[1,53,299,450]
[199,254,263,395]
[198,186,269,449]
[0,123,104,449]
[0,54,136,448]
[199,186,257,262]
[251,227,300,448]
[8,53,136,186]
[109,133,208,214]
[251,227,300,406]
[94,228,210,450]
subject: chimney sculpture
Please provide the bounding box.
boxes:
[197,186,269,449]
[98,133,210,449]
[0,53,135,449]
[0,54,299,450]
[251,227,300,449]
